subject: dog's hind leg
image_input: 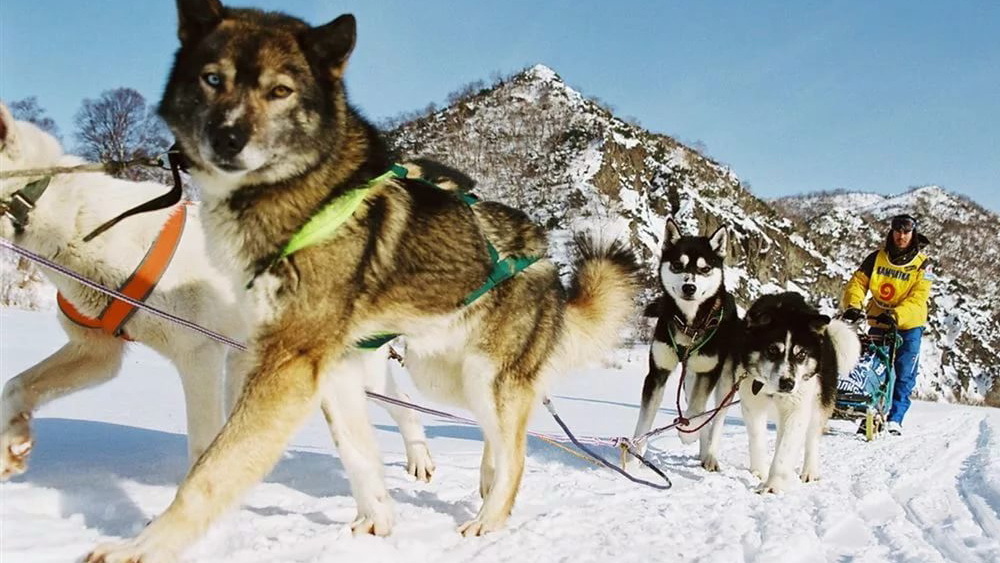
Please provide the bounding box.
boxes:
[174,342,228,466]
[320,351,394,536]
[85,334,331,563]
[1,327,124,480]
[459,363,535,537]
[360,347,435,482]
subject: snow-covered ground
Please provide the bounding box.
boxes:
[1,307,998,562]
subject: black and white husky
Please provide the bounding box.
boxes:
[631,218,741,471]
[737,292,860,493]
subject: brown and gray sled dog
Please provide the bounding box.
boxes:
[86,1,639,561]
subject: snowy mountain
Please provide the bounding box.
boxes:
[386,64,999,406]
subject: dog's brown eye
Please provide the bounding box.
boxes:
[270,85,293,99]
[669,262,684,273]
[794,349,808,361]
[766,344,782,358]
[698,266,712,275]
[202,72,223,88]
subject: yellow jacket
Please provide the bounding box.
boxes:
[842,242,932,330]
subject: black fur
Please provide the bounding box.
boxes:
[741,291,839,408]
[632,223,742,468]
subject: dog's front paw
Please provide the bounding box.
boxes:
[350,496,394,537]
[800,469,821,483]
[700,453,721,472]
[1,412,33,480]
[85,540,179,563]
[757,474,795,494]
[405,444,435,483]
[457,515,506,537]
[750,467,767,481]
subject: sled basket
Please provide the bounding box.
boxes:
[832,332,897,422]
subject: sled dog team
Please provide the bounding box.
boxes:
[0,1,862,560]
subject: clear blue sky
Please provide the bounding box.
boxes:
[3,1,998,212]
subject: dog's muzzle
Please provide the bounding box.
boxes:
[209,125,251,164]
[681,283,697,299]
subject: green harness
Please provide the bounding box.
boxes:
[258,164,539,350]
[666,300,724,361]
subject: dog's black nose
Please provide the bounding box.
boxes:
[682,284,697,297]
[211,126,250,160]
[778,378,795,393]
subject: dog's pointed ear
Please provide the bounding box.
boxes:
[176,0,224,45]
[709,226,728,259]
[302,14,357,79]
[809,314,831,333]
[662,218,682,249]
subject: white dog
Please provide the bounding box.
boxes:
[737,292,860,493]
[0,102,434,482]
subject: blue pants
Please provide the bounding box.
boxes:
[871,326,924,424]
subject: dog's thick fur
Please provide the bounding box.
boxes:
[737,292,860,493]
[85,2,639,561]
[0,103,434,484]
[631,218,740,471]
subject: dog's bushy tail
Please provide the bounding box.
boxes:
[826,318,862,378]
[556,235,641,369]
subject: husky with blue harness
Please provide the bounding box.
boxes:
[85,2,641,560]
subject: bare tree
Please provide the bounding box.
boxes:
[9,97,60,138]
[73,88,171,181]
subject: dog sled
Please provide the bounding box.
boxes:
[832,321,899,441]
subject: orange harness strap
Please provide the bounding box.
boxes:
[57,204,188,340]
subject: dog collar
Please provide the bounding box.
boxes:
[667,296,723,360]
[672,296,723,336]
[1,176,51,234]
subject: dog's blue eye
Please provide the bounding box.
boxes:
[202,73,222,87]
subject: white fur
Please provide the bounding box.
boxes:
[826,319,862,379]
[738,322,861,493]
[0,106,431,483]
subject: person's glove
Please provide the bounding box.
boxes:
[842,308,864,322]
[874,312,896,326]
